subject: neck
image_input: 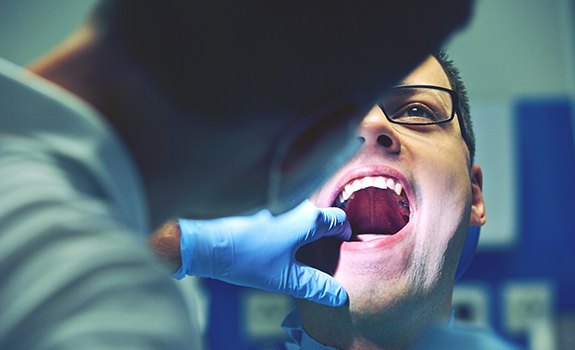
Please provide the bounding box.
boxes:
[28,24,103,108]
[296,293,452,350]
[28,24,192,228]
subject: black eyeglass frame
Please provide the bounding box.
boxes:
[377,84,469,146]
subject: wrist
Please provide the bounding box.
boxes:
[149,220,182,272]
[177,218,234,279]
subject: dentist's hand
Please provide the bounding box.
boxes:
[175,201,351,306]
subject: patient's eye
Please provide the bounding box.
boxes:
[406,105,433,118]
[392,103,441,123]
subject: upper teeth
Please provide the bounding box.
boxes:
[339,176,403,204]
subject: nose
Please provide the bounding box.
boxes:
[357,106,401,154]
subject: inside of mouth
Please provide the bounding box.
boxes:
[335,187,410,237]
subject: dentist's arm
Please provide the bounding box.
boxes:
[150,201,351,306]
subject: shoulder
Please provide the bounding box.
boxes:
[0,57,148,234]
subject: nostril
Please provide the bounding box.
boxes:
[357,136,366,144]
[377,135,393,147]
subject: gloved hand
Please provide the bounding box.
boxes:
[175,200,351,306]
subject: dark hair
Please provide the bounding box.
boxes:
[433,50,475,164]
[90,0,297,123]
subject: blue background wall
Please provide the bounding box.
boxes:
[457,98,575,348]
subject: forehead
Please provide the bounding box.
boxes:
[400,56,450,88]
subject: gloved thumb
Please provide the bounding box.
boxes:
[289,264,348,307]
[298,206,352,244]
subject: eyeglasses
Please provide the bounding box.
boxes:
[377,84,469,145]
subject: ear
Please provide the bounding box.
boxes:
[469,164,486,226]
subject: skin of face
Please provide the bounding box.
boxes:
[296,56,486,349]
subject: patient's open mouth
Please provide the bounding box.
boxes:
[334,176,410,239]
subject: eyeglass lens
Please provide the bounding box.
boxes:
[379,87,454,125]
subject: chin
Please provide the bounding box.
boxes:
[347,274,414,311]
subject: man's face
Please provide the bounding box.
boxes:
[299,56,486,318]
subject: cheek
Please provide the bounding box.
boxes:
[417,166,470,239]
[424,142,471,202]
[412,151,471,275]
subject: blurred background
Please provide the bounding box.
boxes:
[1,0,573,349]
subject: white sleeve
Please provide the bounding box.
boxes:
[0,137,202,349]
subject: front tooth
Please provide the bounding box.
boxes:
[352,179,362,192]
[394,183,402,196]
[363,177,375,189]
[386,178,395,190]
[375,176,387,189]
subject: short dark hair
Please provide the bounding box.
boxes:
[90,0,299,123]
[433,50,475,164]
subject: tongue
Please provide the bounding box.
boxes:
[344,187,410,235]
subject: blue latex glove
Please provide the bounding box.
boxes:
[175,200,351,306]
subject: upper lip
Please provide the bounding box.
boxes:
[326,165,414,211]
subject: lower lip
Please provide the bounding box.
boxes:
[341,222,411,251]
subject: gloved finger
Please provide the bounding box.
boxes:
[298,206,352,244]
[321,207,352,240]
[289,264,348,307]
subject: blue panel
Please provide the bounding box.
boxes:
[205,279,247,349]
[514,98,575,308]
[461,97,575,344]
[205,279,287,350]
